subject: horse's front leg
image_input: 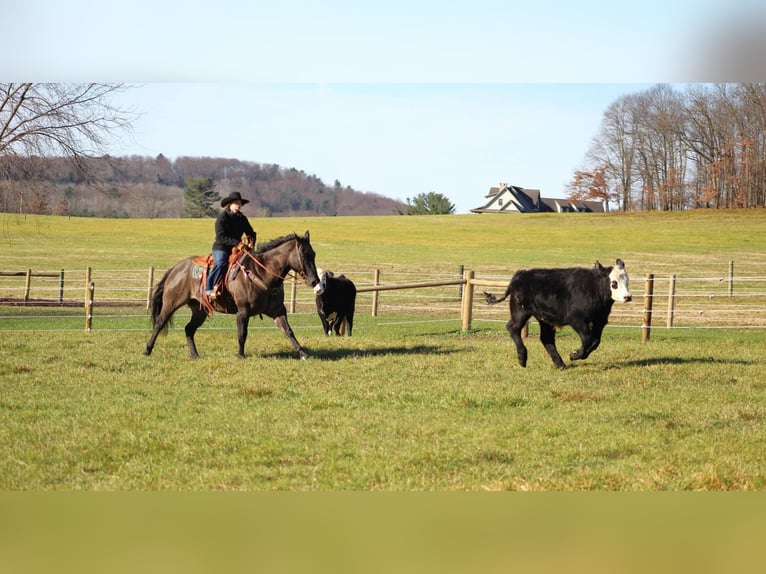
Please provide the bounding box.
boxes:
[236,309,250,358]
[273,314,309,360]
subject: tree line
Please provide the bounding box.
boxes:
[568,83,766,211]
[0,154,407,218]
[0,83,408,218]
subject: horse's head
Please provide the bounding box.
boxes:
[294,231,324,295]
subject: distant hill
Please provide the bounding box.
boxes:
[0,155,407,218]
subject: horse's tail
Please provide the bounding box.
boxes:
[483,284,511,305]
[149,267,173,330]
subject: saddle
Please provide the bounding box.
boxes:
[193,246,249,305]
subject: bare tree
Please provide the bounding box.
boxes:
[0,83,137,213]
[633,85,688,211]
[587,94,641,211]
[731,83,766,208]
[587,84,689,211]
[680,84,739,208]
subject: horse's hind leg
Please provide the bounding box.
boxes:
[185,303,208,359]
[144,322,164,356]
[144,308,174,356]
[273,314,309,360]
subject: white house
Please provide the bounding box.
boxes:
[470,183,604,214]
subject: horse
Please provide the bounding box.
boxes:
[143,231,323,360]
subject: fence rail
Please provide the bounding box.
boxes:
[2,265,766,335]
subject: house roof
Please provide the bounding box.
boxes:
[471,183,604,214]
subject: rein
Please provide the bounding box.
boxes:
[238,240,306,290]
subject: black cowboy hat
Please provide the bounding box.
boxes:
[221,191,250,207]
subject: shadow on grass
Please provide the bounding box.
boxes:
[262,344,461,361]
[610,356,757,368]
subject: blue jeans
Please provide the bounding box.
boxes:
[206,250,229,291]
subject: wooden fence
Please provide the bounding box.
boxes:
[0,269,67,305]
[2,264,766,336]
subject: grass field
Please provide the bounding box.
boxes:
[1,210,766,490]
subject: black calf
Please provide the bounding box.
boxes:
[484,259,632,368]
[315,270,357,336]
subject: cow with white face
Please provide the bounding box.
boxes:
[315,268,357,336]
[484,259,632,369]
[607,259,632,303]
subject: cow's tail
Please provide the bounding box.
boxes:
[483,285,511,305]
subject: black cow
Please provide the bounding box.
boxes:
[315,269,356,336]
[484,259,632,368]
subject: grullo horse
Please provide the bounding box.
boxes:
[144,231,323,359]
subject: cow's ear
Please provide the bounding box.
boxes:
[594,260,603,270]
[616,258,624,269]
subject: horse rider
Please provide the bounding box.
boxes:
[205,191,256,299]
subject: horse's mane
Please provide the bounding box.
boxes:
[254,233,300,254]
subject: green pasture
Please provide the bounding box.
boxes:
[3,207,766,274]
[1,210,765,490]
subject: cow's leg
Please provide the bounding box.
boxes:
[569,319,593,361]
[507,309,531,367]
[184,302,208,359]
[539,322,566,369]
[586,321,606,357]
[274,314,309,360]
[235,308,251,358]
[327,311,340,336]
[333,313,343,336]
[318,312,332,336]
[573,320,604,360]
[346,308,354,336]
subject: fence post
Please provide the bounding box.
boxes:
[58,269,65,305]
[642,273,654,343]
[728,260,734,297]
[457,265,464,300]
[85,282,95,332]
[84,267,92,307]
[666,274,677,328]
[461,270,474,331]
[146,266,155,309]
[371,269,380,317]
[24,268,32,305]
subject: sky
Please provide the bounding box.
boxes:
[106,83,653,213]
[5,0,766,213]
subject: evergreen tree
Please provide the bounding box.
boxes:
[183,177,220,217]
[403,192,455,215]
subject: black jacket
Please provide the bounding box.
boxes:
[212,209,256,253]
